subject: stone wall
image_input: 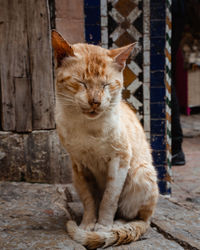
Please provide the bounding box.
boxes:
[55,0,85,43]
[0,131,72,183]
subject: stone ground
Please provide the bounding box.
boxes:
[0,114,200,250]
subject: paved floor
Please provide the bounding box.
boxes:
[0,182,199,250]
[0,114,200,249]
[172,114,200,211]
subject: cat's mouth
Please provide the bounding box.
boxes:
[82,109,101,119]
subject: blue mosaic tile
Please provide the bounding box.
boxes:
[151,135,166,151]
[151,0,166,5]
[151,38,165,55]
[155,165,167,179]
[85,25,101,44]
[150,103,165,119]
[150,87,165,103]
[158,180,167,194]
[150,20,165,37]
[150,71,165,87]
[151,119,165,134]
[85,7,100,25]
[84,0,100,8]
[151,54,165,71]
[153,151,166,166]
[151,4,165,20]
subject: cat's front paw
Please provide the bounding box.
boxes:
[94,222,112,232]
[79,221,96,231]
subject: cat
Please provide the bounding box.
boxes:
[52,30,159,249]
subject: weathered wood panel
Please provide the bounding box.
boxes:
[0,0,55,131]
[0,0,29,131]
[15,77,32,132]
[26,0,55,130]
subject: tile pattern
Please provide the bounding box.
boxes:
[103,0,146,128]
[84,0,170,194]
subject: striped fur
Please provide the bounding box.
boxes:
[66,220,149,249]
[52,30,158,249]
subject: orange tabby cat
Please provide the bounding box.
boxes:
[52,30,158,249]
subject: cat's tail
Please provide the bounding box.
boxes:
[66,220,149,249]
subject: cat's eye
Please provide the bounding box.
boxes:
[79,82,87,89]
[103,83,109,89]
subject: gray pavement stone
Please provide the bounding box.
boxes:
[152,196,200,249]
[99,228,184,250]
[0,182,196,249]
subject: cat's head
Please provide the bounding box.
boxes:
[52,30,136,120]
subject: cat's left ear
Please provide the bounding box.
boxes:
[52,30,75,66]
[109,43,137,70]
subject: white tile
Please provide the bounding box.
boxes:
[143,51,150,66]
[144,99,150,114]
[127,25,142,41]
[145,130,151,139]
[127,95,143,110]
[143,0,150,17]
[128,61,142,76]
[127,7,142,23]
[143,34,150,50]
[101,16,108,26]
[110,26,124,42]
[101,0,107,16]
[109,8,124,23]
[143,66,150,83]
[144,115,150,132]
[143,15,150,34]
[101,27,108,44]
[127,78,142,93]
[143,82,150,100]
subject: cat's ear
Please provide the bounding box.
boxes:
[109,43,137,70]
[51,30,75,66]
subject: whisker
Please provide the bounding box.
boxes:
[56,99,74,105]
[56,92,74,99]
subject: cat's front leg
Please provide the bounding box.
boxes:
[95,156,129,230]
[72,163,97,231]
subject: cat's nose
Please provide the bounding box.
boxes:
[88,98,101,108]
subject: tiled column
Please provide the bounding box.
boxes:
[84,0,101,44]
[150,0,171,194]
